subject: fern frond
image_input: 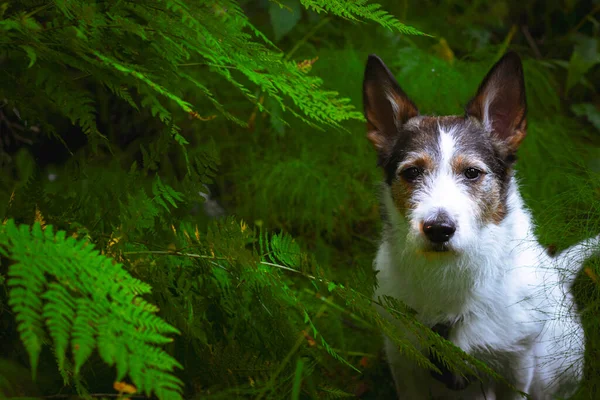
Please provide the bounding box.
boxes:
[303,311,359,373]
[300,0,426,35]
[152,176,184,212]
[1,220,183,400]
[266,233,302,268]
[318,386,355,398]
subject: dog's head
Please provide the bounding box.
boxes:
[363,53,527,254]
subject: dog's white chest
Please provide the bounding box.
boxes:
[373,236,543,350]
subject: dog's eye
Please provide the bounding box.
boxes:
[464,167,482,180]
[400,167,422,182]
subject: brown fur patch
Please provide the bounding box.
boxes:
[451,154,468,175]
[390,180,414,215]
[389,91,418,123]
[489,202,507,224]
[505,129,526,153]
[450,151,507,225]
[366,121,386,150]
[472,179,507,226]
[408,153,434,170]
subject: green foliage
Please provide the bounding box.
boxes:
[0,220,182,399]
[572,103,600,132]
[1,0,600,399]
[1,0,395,147]
[300,0,425,35]
[566,34,600,94]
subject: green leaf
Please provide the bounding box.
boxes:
[566,35,600,93]
[291,358,304,400]
[327,281,337,292]
[269,0,303,41]
[19,45,37,68]
[572,103,600,131]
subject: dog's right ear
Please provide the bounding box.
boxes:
[363,55,418,152]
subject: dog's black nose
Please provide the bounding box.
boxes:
[423,217,456,243]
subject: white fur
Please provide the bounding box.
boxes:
[482,88,497,132]
[386,89,401,128]
[374,129,593,399]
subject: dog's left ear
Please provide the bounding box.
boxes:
[466,52,527,153]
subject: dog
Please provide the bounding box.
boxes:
[363,52,599,399]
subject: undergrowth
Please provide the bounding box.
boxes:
[1,0,599,399]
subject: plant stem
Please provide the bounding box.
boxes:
[285,17,331,61]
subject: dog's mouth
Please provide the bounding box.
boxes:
[416,242,454,257]
[427,242,451,252]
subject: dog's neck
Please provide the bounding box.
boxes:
[378,178,536,324]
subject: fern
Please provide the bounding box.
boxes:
[265,232,303,268]
[0,0,417,147]
[318,386,355,398]
[303,310,359,373]
[2,1,598,399]
[140,221,508,394]
[1,220,183,400]
[300,0,426,35]
[152,176,184,212]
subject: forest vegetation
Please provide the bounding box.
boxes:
[1,0,600,399]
